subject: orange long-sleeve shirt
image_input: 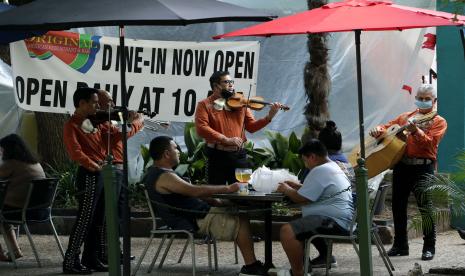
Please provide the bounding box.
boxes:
[63,113,119,170]
[101,119,144,164]
[195,94,270,145]
[377,110,447,160]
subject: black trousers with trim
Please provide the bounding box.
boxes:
[63,166,105,267]
[392,161,436,250]
[205,147,249,185]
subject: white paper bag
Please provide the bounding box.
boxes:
[250,166,298,193]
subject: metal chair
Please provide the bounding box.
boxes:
[132,187,218,276]
[0,180,12,256]
[0,180,10,213]
[369,184,395,275]
[0,178,64,268]
[303,184,394,276]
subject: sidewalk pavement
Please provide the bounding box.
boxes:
[0,230,464,275]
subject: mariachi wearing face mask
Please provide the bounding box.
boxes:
[415,99,433,110]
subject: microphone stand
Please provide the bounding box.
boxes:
[119,25,131,276]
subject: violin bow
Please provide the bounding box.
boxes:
[239,84,253,149]
[105,104,113,160]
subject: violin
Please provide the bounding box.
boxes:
[226,92,290,111]
[90,108,156,125]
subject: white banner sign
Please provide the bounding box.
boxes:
[10,31,260,122]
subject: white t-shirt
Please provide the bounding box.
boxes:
[298,161,354,230]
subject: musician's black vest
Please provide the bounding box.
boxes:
[144,166,210,232]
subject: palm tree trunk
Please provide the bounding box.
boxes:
[303,0,330,141]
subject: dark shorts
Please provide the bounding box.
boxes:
[289,215,349,241]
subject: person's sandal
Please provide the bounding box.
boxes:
[0,250,23,262]
[11,250,24,261]
[0,251,10,262]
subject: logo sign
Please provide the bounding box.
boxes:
[11,31,260,122]
[25,31,101,73]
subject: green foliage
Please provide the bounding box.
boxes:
[172,127,306,183]
[128,181,147,209]
[176,122,207,184]
[184,122,204,157]
[272,202,292,216]
[140,143,152,170]
[243,141,275,169]
[263,130,304,175]
[412,151,465,232]
[45,161,78,208]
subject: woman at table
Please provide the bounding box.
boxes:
[318,120,355,184]
[0,134,45,262]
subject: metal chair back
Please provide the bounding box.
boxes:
[28,178,59,208]
[0,180,9,213]
[0,177,64,267]
[21,178,59,222]
[303,183,394,276]
[133,185,218,276]
[144,188,160,230]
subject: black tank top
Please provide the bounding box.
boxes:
[144,166,210,232]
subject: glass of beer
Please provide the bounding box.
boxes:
[235,168,252,183]
[235,168,252,195]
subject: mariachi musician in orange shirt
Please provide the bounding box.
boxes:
[195,71,281,185]
[62,87,121,274]
[369,84,447,261]
[95,90,143,263]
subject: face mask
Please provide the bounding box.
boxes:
[221,89,234,99]
[415,99,433,109]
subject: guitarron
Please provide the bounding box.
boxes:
[349,111,437,178]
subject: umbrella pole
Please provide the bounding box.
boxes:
[460,28,465,61]
[103,156,121,276]
[119,25,131,276]
[354,29,373,276]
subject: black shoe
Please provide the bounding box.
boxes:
[63,262,92,275]
[252,235,262,242]
[387,246,409,256]
[120,254,136,263]
[239,260,268,275]
[310,255,337,269]
[421,250,435,261]
[82,259,109,272]
[100,254,136,265]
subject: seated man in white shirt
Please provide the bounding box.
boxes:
[277,139,354,276]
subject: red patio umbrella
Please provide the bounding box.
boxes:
[214,1,463,275]
[214,0,462,37]
[213,0,462,172]
[393,4,465,24]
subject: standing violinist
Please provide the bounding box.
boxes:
[63,87,112,274]
[369,84,447,261]
[96,90,143,263]
[195,70,281,185]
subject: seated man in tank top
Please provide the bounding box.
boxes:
[144,135,268,276]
